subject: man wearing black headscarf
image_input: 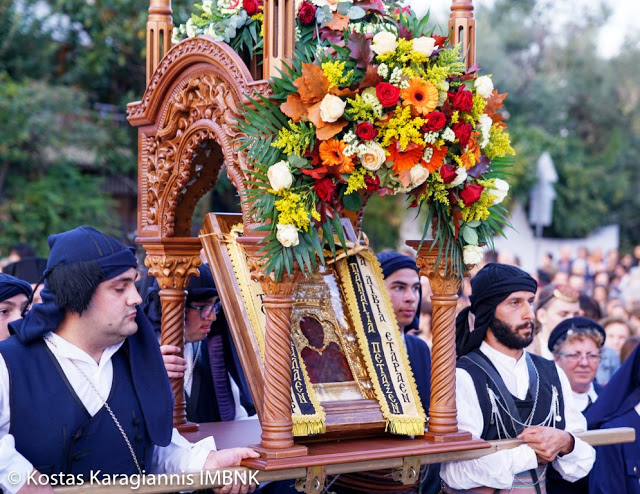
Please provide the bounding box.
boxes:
[0,226,257,494]
[440,263,594,493]
[0,273,32,341]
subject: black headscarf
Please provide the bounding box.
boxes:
[455,263,537,357]
[9,226,173,447]
[0,274,32,302]
[376,251,421,332]
[586,344,640,429]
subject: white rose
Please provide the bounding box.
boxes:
[478,114,492,148]
[474,75,494,99]
[201,0,213,14]
[276,224,300,247]
[410,164,429,187]
[448,167,467,188]
[463,244,484,266]
[413,37,436,57]
[267,161,293,192]
[185,18,197,38]
[358,142,386,171]
[490,178,509,205]
[371,31,397,56]
[319,94,346,123]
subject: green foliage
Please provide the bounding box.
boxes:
[0,163,118,256]
[475,0,640,248]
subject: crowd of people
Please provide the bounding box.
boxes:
[1,228,639,493]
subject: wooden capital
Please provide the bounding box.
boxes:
[143,239,202,431]
[406,240,471,442]
[146,0,173,84]
[448,0,476,70]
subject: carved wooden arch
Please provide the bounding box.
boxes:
[128,37,271,239]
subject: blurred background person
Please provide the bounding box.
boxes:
[530,284,580,359]
[600,316,635,359]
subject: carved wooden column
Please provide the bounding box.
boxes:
[262,0,296,78]
[406,240,471,442]
[144,238,202,432]
[146,0,173,84]
[240,235,308,459]
[449,0,476,70]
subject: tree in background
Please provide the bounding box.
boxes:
[1,0,639,255]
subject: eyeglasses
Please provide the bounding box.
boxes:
[559,352,602,364]
[186,302,219,319]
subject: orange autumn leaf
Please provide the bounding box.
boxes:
[294,63,330,105]
[326,12,350,31]
[316,120,348,141]
[307,101,324,129]
[359,65,383,90]
[280,94,306,123]
[485,90,508,127]
[423,145,448,173]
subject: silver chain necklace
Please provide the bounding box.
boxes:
[44,335,143,475]
[184,341,202,394]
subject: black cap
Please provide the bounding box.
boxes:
[547,316,606,352]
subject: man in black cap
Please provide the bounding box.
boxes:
[0,226,257,494]
[145,264,256,424]
[440,263,594,493]
[0,274,32,341]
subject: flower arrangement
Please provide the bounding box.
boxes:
[230,6,515,280]
[173,0,400,60]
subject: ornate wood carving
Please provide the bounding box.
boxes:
[406,240,471,442]
[129,38,272,241]
[143,240,202,429]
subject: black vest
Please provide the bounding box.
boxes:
[0,337,154,476]
[458,349,565,440]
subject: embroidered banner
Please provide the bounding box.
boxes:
[337,250,426,435]
[223,225,325,435]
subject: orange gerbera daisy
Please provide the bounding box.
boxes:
[319,138,354,173]
[401,78,439,115]
[388,140,425,174]
[423,145,448,173]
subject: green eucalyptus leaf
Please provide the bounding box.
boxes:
[342,192,362,211]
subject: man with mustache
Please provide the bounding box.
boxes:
[440,263,594,493]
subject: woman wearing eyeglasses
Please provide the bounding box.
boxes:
[545,317,606,494]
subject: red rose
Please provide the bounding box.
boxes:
[459,183,484,205]
[297,1,317,25]
[355,122,377,141]
[439,164,457,184]
[448,87,473,112]
[314,177,336,202]
[364,174,380,191]
[423,111,447,132]
[452,122,473,148]
[375,82,400,108]
[243,0,262,15]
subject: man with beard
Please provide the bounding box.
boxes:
[440,263,594,493]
